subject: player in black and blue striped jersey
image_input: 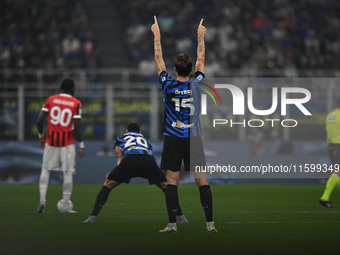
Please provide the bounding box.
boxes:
[159,69,203,138]
[83,122,187,224]
[114,130,153,157]
[152,16,216,233]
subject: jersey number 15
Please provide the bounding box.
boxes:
[172,98,195,115]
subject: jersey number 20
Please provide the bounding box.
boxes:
[124,136,148,149]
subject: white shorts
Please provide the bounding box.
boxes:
[42,144,76,172]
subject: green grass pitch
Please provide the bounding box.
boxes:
[0,184,339,255]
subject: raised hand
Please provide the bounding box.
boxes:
[196,19,206,73]
[197,19,206,36]
[151,15,160,37]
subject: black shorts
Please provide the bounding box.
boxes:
[328,143,340,165]
[107,154,167,184]
[161,135,206,172]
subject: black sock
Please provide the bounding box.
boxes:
[176,205,183,216]
[91,186,111,216]
[165,184,178,223]
[162,187,183,216]
[199,185,213,222]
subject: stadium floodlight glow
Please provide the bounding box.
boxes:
[201,84,312,116]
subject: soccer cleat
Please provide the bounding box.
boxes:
[159,224,177,233]
[37,202,46,213]
[319,199,334,208]
[178,215,189,224]
[206,225,218,233]
[60,208,78,213]
[83,216,96,224]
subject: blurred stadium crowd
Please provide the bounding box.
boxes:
[1,0,340,88]
[120,0,340,77]
[0,0,100,88]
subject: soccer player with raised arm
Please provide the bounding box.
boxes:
[151,16,217,233]
[83,122,187,224]
[319,98,340,208]
[37,78,84,213]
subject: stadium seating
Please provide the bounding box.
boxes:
[119,0,340,77]
[0,0,100,88]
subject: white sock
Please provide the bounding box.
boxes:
[169,223,176,227]
[62,171,73,203]
[39,169,50,204]
[206,221,214,227]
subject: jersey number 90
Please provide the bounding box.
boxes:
[50,106,73,127]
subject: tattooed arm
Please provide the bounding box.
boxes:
[151,16,166,75]
[195,19,207,74]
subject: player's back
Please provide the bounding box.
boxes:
[159,71,202,138]
[42,93,82,147]
[115,132,152,157]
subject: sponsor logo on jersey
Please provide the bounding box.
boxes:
[175,90,192,95]
[172,120,194,129]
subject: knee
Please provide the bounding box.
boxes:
[166,171,180,186]
[63,171,73,181]
[195,177,209,187]
[104,178,118,189]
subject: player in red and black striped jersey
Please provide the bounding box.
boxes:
[41,92,82,147]
[36,78,84,213]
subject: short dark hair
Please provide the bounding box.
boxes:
[126,122,140,133]
[336,98,340,108]
[175,53,193,77]
[60,78,75,92]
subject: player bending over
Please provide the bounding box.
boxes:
[37,78,85,213]
[84,122,187,224]
[151,16,217,233]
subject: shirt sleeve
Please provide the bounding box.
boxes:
[113,137,120,149]
[41,97,50,112]
[159,71,175,92]
[147,140,153,151]
[194,71,205,82]
[73,101,82,119]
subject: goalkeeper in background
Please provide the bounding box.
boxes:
[319,98,340,208]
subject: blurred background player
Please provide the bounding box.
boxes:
[83,122,187,224]
[96,145,115,157]
[319,98,340,208]
[36,78,85,213]
[247,127,265,155]
[151,16,217,233]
